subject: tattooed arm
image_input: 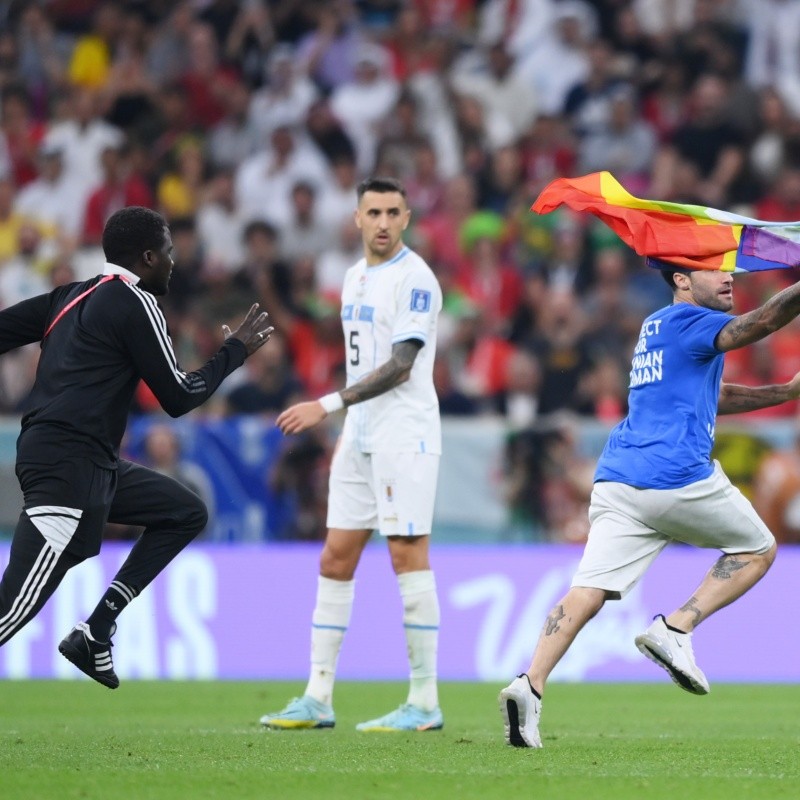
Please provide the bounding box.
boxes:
[718,375,800,414]
[275,339,423,435]
[715,279,800,352]
[339,339,421,406]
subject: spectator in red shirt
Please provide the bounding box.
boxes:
[0,84,45,187]
[179,21,239,128]
[82,140,154,246]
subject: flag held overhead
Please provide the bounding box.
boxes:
[531,172,800,272]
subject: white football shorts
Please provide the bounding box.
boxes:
[326,442,440,536]
[572,461,775,598]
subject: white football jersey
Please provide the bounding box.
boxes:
[339,245,442,454]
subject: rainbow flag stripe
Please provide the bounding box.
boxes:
[531,171,800,272]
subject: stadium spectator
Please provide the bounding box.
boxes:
[513,1,591,117]
[206,76,261,171]
[177,21,239,129]
[450,40,539,143]
[224,330,304,416]
[44,85,124,206]
[14,140,83,247]
[455,211,524,335]
[82,140,154,247]
[278,180,335,262]
[0,84,45,188]
[577,84,657,195]
[248,43,318,141]
[141,422,216,538]
[295,0,366,93]
[649,73,746,206]
[234,121,330,227]
[742,0,800,117]
[752,425,800,544]
[314,216,363,297]
[0,176,28,262]
[329,42,399,175]
[66,1,124,90]
[432,354,480,417]
[156,135,209,220]
[403,139,446,218]
[195,168,247,275]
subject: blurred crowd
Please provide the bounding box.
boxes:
[2,0,800,541]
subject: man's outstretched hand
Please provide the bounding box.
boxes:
[276,401,328,435]
[222,304,274,356]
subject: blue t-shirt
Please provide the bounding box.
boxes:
[595,302,732,489]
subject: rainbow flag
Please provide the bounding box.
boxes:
[531,171,800,272]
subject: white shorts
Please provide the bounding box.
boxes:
[326,442,440,536]
[572,461,775,598]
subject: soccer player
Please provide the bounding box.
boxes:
[259,176,444,732]
[499,263,800,748]
[0,206,273,687]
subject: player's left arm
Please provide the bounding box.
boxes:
[275,339,422,435]
[717,377,800,414]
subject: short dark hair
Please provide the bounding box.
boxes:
[102,206,168,267]
[661,269,680,289]
[357,176,407,201]
[660,267,695,289]
[243,218,278,241]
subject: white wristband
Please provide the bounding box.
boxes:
[318,392,344,414]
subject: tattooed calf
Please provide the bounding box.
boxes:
[679,596,703,627]
[545,605,566,636]
[711,554,749,580]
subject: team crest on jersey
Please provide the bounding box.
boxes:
[411,289,431,312]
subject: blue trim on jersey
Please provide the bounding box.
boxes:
[312,624,348,631]
[365,246,409,270]
[342,304,354,320]
[420,441,426,453]
[356,305,374,321]
[404,624,439,630]
[393,331,427,344]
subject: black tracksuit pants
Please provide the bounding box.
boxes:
[0,457,207,646]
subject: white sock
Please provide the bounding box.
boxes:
[304,576,354,707]
[399,570,440,711]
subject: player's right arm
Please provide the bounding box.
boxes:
[122,288,272,417]
[275,339,422,435]
[715,279,800,352]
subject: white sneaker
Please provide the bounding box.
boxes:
[499,674,542,748]
[635,614,710,695]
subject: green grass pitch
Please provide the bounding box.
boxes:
[2,680,800,800]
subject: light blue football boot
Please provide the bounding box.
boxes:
[356,703,444,732]
[259,695,336,729]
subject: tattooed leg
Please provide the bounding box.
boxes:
[666,544,777,633]
[525,586,608,696]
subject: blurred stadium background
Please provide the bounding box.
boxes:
[2,0,800,684]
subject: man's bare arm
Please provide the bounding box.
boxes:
[716,280,800,352]
[275,339,423,435]
[340,339,422,407]
[717,378,800,414]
